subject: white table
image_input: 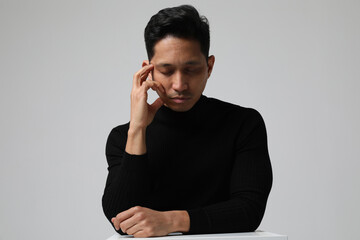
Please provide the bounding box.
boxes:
[106,231,287,240]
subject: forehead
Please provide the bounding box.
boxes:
[151,36,205,66]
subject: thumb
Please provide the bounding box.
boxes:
[150,97,164,113]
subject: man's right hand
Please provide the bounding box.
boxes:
[125,64,165,155]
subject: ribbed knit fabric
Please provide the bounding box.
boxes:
[102,95,272,234]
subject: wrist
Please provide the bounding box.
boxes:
[127,126,146,136]
[167,210,190,233]
[125,127,147,155]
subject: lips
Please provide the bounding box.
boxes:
[171,97,190,103]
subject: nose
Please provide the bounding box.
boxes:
[171,71,188,93]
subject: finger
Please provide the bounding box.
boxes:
[132,230,146,238]
[155,85,166,99]
[142,79,164,93]
[133,67,151,88]
[135,64,153,81]
[119,216,138,234]
[112,217,120,231]
[112,208,136,230]
[153,81,165,93]
[123,220,143,236]
[133,65,154,87]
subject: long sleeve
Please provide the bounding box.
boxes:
[102,97,273,235]
[102,125,153,234]
[186,109,273,234]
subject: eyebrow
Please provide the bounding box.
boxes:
[154,61,202,68]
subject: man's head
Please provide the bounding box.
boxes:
[143,5,215,112]
[144,5,210,61]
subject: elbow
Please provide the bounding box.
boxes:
[102,193,113,222]
[102,195,128,235]
[247,215,262,232]
[246,201,267,232]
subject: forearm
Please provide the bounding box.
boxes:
[125,127,147,155]
[186,194,269,234]
[102,154,150,218]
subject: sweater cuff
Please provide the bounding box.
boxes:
[121,152,148,171]
[186,208,211,234]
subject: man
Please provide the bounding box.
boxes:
[102,5,272,238]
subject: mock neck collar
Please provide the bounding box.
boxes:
[154,95,209,125]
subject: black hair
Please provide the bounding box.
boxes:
[144,5,210,61]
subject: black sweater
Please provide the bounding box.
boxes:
[102,95,272,234]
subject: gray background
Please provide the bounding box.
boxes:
[1,0,359,240]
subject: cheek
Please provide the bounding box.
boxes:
[153,72,169,87]
[191,75,207,88]
[152,71,162,82]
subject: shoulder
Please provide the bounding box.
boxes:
[106,122,130,150]
[204,96,263,122]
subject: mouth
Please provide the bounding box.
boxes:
[170,96,191,104]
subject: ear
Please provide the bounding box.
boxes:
[207,55,215,78]
[142,60,153,80]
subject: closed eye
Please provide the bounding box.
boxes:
[160,71,173,76]
[184,68,201,74]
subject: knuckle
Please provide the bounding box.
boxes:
[130,90,137,97]
[119,222,125,230]
[133,206,142,211]
[137,212,145,219]
[133,72,140,78]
